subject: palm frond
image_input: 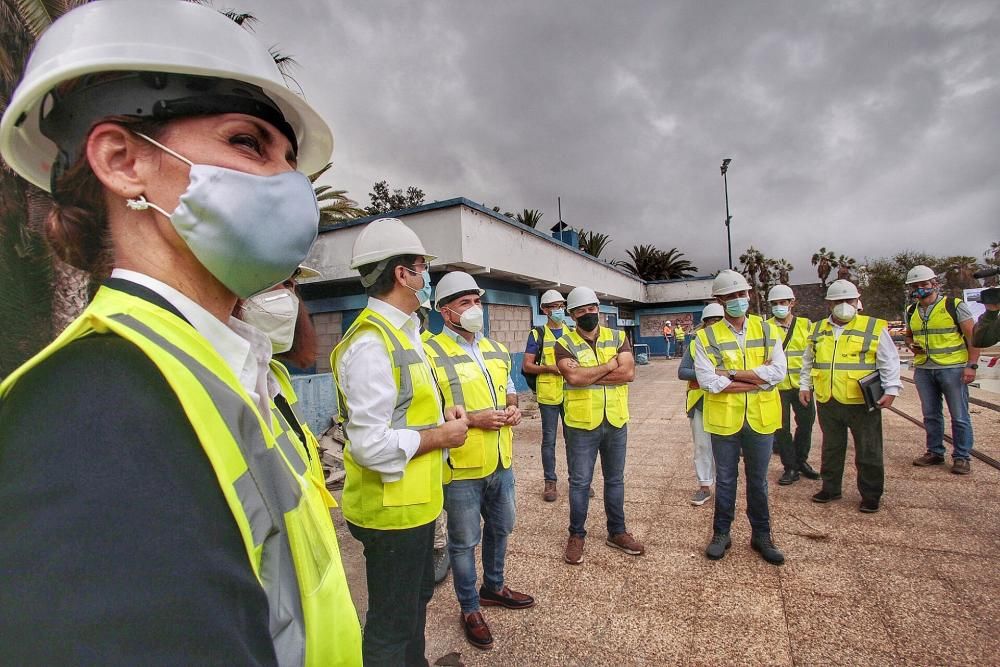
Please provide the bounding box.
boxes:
[13,0,54,37]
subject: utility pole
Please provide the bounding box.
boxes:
[721,158,733,270]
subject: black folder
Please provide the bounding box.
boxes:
[858,371,884,412]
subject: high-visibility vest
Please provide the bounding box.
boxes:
[0,284,362,666]
[557,327,630,430]
[908,298,968,366]
[331,307,443,530]
[810,314,888,405]
[423,333,513,481]
[421,328,433,342]
[685,338,705,413]
[531,325,565,405]
[696,315,782,436]
[766,316,812,391]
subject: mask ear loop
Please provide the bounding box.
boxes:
[125,131,195,217]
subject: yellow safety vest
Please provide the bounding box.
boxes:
[696,315,782,436]
[531,325,565,405]
[558,327,630,430]
[685,338,705,413]
[810,314,888,405]
[331,307,443,530]
[420,328,433,342]
[0,284,361,666]
[908,298,968,366]
[423,332,514,482]
[766,316,812,391]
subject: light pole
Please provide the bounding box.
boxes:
[720,158,733,270]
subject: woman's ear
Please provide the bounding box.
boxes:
[85,123,151,199]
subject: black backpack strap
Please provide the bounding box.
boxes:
[781,316,797,350]
[945,297,961,330]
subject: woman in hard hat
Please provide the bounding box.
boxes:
[0,2,360,664]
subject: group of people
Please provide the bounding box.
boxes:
[677,266,982,564]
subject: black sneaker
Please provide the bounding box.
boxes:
[799,461,820,480]
[705,532,731,560]
[778,469,800,485]
[811,490,842,503]
[859,498,880,513]
[750,533,785,565]
[432,547,450,584]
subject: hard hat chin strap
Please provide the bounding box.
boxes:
[360,258,392,288]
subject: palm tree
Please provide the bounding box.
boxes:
[941,255,980,291]
[773,259,793,285]
[619,245,697,281]
[836,255,857,281]
[310,163,365,226]
[515,208,543,228]
[658,248,698,279]
[578,229,611,258]
[739,246,766,313]
[984,241,1000,286]
[811,247,837,287]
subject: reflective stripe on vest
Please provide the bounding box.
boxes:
[908,298,968,366]
[558,327,630,430]
[424,334,514,481]
[810,315,886,405]
[685,338,705,413]
[331,308,444,530]
[766,316,812,391]
[696,315,782,436]
[534,326,565,405]
[0,286,362,666]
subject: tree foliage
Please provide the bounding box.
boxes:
[578,229,611,258]
[364,180,426,216]
[308,163,364,226]
[515,208,544,228]
[619,245,697,281]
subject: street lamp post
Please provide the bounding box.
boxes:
[720,158,733,270]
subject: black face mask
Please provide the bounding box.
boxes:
[576,313,600,331]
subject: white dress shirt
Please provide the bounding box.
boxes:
[336,297,444,482]
[440,326,516,404]
[799,317,902,396]
[110,269,277,417]
[694,317,787,394]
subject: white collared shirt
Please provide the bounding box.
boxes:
[110,269,277,417]
[694,317,787,394]
[441,326,516,405]
[336,297,444,482]
[799,317,902,395]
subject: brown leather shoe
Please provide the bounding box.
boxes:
[564,534,585,565]
[462,611,493,650]
[479,584,536,609]
[913,452,945,466]
[606,532,645,556]
[952,458,971,475]
[543,480,557,502]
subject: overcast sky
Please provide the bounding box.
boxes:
[238,0,998,282]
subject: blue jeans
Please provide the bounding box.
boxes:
[565,421,627,538]
[444,465,516,613]
[914,367,974,460]
[710,424,773,535]
[539,402,566,482]
[665,337,675,357]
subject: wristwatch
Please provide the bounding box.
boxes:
[728,369,737,380]
[968,364,979,370]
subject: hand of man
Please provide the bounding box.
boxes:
[799,390,812,406]
[876,394,895,409]
[503,405,522,426]
[469,409,506,431]
[445,405,468,422]
[439,419,470,447]
[986,302,1000,312]
[962,367,976,385]
[606,355,620,372]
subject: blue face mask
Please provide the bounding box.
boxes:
[725,297,750,317]
[911,287,935,300]
[771,305,790,319]
[549,308,569,325]
[404,266,432,305]
[127,132,319,298]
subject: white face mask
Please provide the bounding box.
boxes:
[242,288,299,353]
[832,302,856,322]
[449,304,484,333]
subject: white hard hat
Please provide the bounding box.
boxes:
[712,269,752,296]
[567,286,600,312]
[350,217,435,272]
[433,271,484,311]
[0,0,333,192]
[540,289,565,306]
[905,265,936,284]
[702,303,725,319]
[767,284,795,302]
[825,279,861,300]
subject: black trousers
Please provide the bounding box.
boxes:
[817,400,884,501]
[776,388,816,472]
[348,519,436,667]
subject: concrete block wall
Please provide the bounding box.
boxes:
[487,304,532,353]
[313,311,343,373]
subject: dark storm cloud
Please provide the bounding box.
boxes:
[242,0,999,280]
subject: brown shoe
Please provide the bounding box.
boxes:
[543,480,557,502]
[606,532,645,556]
[564,535,585,565]
[479,584,536,609]
[462,611,493,650]
[952,459,971,475]
[913,452,945,467]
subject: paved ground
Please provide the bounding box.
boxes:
[332,358,1000,666]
